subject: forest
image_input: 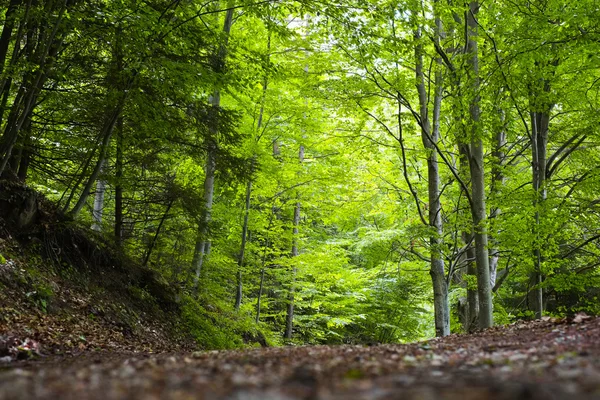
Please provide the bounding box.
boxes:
[0,0,599,348]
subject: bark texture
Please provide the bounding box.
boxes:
[191,4,235,295]
[413,6,450,337]
[466,0,493,329]
[529,107,550,318]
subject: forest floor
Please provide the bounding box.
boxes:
[1,183,599,399]
[1,315,600,400]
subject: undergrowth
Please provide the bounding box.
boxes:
[0,181,278,351]
[180,294,278,349]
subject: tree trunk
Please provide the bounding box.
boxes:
[235,40,270,310]
[529,107,550,318]
[413,5,449,337]
[69,22,128,218]
[446,9,478,333]
[255,267,265,323]
[284,171,302,340]
[191,146,216,295]
[464,231,479,331]
[114,26,125,244]
[0,0,31,128]
[114,116,124,244]
[234,177,252,311]
[191,4,235,296]
[61,143,96,212]
[91,159,106,231]
[15,118,32,182]
[0,0,20,127]
[68,101,124,217]
[457,140,478,332]
[466,0,493,329]
[0,0,20,77]
[142,199,174,267]
[256,207,276,324]
[0,0,69,176]
[489,104,506,288]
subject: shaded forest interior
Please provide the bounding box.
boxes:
[0,0,599,348]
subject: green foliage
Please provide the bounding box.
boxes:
[181,294,277,349]
[26,285,53,314]
[3,0,600,348]
[181,295,244,350]
[493,302,513,327]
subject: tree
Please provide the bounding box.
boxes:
[192,3,236,296]
[465,0,493,328]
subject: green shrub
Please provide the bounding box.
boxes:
[180,295,244,349]
[180,294,280,350]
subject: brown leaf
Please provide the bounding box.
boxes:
[573,313,592,324]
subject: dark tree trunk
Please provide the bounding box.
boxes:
[68,101,124,217]
[234,177,252,311]
[142,199,174,267]
[529,107,551,319]
[0,0,21,74]
[0,0,69,176]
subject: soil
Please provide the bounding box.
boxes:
[0,181,196,357]
[1,316,599,400]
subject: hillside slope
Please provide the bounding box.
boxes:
[0,181,195,356]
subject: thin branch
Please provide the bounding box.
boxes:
[546,134,587,179]
[561,233,600,260]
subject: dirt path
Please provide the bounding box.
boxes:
[1,317,600,400]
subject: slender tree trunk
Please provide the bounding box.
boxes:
[0,76,13,129]
[61,145,95,212]
[458,140,478,332]
[0,0,20,128]
[114,26,125,244]
[13,113,33,182]
[0,0,30,128]
[464,231,478,331]
[69,22,128,218]
[255,267,266,323]
[68,101,124,217]
[0,0,68,176]
[489,104,506,288]
[91,159,106,231]
[191,145,215,295]
[413,6,449,337]
[10,117,31,181]
[447,9,478,333]
[235,39,270,310]
[191,4,234,296]
[142,199,174,267]
[466,0,493,329]
[114,116,124,244]
[529,107,550,318]
[235,177,252,311]
[256,207,275,324]
[16,146,30,182]
[0,0,20,76]
[285,156,303,339]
